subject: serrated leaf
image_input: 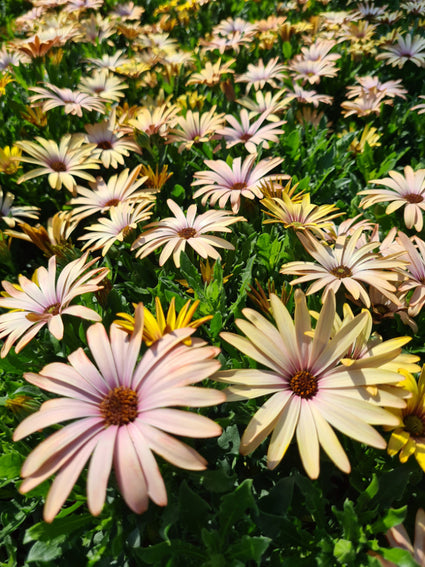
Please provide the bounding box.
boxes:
[371,506,407,534]
[218,479,257,540]
[24,513,92,544]
[0,453,23,480]
[178,481,211,533]
[228,535,271,565]
[333,538,355,563]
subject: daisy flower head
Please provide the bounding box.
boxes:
[376,34,425,68]
[192,154,284,213]
[235,57,286,93]
[84,110,141,169]
[0,188,40,228]
[166,106,225,152]
[396,232,425,317]
[0,145,22,175]
[387,367,425,473]
[280,228,406,308]
[216,290,402,478]
[186,58,235,87]
[359,166,425,232]
[0,253,108,357]
[114,297,212,346]
[261,192,343,238]
[131,199,245,268]
[17,134,100,194]
[216,109,286,154]
[79,201,154,256]
[78,69,128,103]
[29,84,105,117]
[13,305,224,522]
[236,90,290,121]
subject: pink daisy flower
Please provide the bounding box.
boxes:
[0,253,108,357]
[192,154,284,213]
[13,306,224,521]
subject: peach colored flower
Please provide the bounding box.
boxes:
[0,253,108,357]
[280,228,406,308]
[131,199,245,267]
[192,154,283,213]
[359,166,425,232]
[216,290,402,478]
[13,306,224,521]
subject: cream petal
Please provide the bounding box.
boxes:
[141,408,222,438]
[267,396,301,469]
[114,426,149,514]
[310,404,350,473]
[296,402,320,479]
[87,426,118,516]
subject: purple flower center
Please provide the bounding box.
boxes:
[100,386,138,426]
[290,370,318,399]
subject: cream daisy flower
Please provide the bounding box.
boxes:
[131,199,245,267]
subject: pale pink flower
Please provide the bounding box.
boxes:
[397,232,425,317]
[341,92,391,118]
[166,107,225,152]
[216,109,286,153]
[29,84,105,117]
[236,90,290,121]
[78,69,128,103]
[13,305,224,521]
[285,84,333,107]
[79,201,154,256]
[411,96,425,114]
[235,57,286,93]
[376,34,425,68]
[192,154,284,213]
[359,166,425,232]
[280,228,406,308]
[0,188,40,228]
[70,165,152,221]
[346,76,407,100]
[131,199,245,267]
[0,253,108,357]
[289,57,339,85]
[216,290,402,478]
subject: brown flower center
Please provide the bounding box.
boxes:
[104,198,120,207]
[240,133,252,142]
[46,302,60,315]
[49,160,67,172]
[405,193,423,204]
[232,182,248,191]
[100,386,138,426]
[330,265,352,278]
[178,227,197,239]
[404,414,425,436]
[289,370,318,399]
[97,140,113,150]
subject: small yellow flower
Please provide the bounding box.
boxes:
[114,297,212,346]
[387,366,425,471]
[0,146,22,175]
[20,106,48,128]
[138,163,173,192]
[346,124,381,154]
[4,394,39,418]
[0,73,13,96]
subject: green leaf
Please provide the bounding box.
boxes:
[371,506,407,534]
[217,425,240,456]
[379,547,420,567]
[333,539,355,564]
[218,479,257,540]
[178,481,211,534]
[333,499,360,543]
[26,539,65,563]
[228,535,271,565]
[24,513,93,544]
[0,453,23,480]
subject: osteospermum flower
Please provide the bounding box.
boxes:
[235,57,286,93]
[359,166,425,232]
[114,297,212,346]
[261,192,343,238]
[280,228,406,308]
[396,232,425,317]
[216,109,286,154]
[17,134,100,193]
[216,290,402,478]
[79,201,154,256]
[0,253,108,357]
[29,84,105,117]
[376,34,425,68]
[0,188,40,228]
[386,367,425,472]
[192,154,284,213]
[166,107,225,152]
[70,165,151,221]
[13,306,224,522]
[131,199,245,267]
[0,145,22,175]
[78,69,128,102]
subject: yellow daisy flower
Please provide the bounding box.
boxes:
[114,297,212,346]
[387,366,425,471]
